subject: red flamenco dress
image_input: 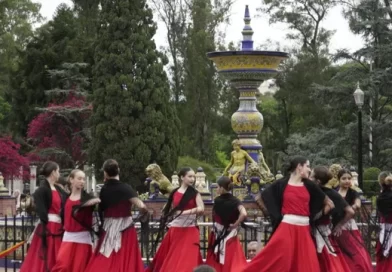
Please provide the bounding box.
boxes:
[315,216,351,272]
[335,188,373,272]
[206,193,247,272]
[244,184,321,272]
[146,189,203,272]
[20,188,64,272]
[52,198,94,272]
[376,189,392,272]
[85,200,144,272]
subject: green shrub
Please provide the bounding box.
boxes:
[177,156,216,182]
[362,180,380,198]
[364,167,381,180]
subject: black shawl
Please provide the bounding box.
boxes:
[343,188,360,206]
[261,176,326,233]
[213,193,241,227]
[99,179,138,212]
[32,179,68,272]
[33,179,68,225]
[321,187,348,228]
[71,190,98,234]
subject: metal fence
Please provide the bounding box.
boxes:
[0,214,377,272]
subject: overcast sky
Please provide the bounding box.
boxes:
[34,0,364,53]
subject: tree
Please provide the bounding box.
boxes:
[27,63,91,168]
[0,0,42,94]
[89,0,180,186]
[0,137,29,179]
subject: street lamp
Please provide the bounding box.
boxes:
[353,82,364,189]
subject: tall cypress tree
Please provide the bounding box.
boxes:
[89,0,180,186]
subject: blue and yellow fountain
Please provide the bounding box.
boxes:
[208,5,288,198]
[208,5,288,161]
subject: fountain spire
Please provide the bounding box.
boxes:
[241,5,254,51]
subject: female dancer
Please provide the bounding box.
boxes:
[336,168,373,272]
[311,166,354,272]
[85,159,148,272]
[376,171,392,272]
[147,167,204,272]
[206,176,247,272]
[52,169,100,272]
[20,161,68,272]
[244,156,332,272]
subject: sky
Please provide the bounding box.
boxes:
[34,0,364,54]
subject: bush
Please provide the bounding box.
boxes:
[362,180,380,198]
[177,156,216,182]
[364,167,381,180]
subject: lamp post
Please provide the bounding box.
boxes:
[353,82,364,189]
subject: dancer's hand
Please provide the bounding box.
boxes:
[229,223,239,231]
[83,198,101,207]
[333,226,343,237]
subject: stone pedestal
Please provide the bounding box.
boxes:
[0,196,16,216]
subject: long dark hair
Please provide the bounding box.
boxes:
[337,169,352,180]
[150,167,198,258]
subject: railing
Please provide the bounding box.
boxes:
[0,214,378,272]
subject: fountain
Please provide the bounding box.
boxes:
[207,5,288,197]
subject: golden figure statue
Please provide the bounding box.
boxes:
[326,164,342,189]
[223,139,256,186]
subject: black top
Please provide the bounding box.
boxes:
[343,188,360,206]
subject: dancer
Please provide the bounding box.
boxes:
[243,156,332,272]
[85,159,148,272]
[20,161,68,272]
[206,176,247,272]
[147,167,204,272]
[310,166,354,272]
[376,171,392,272]
[52,169,100,272]
[336,168,373,272]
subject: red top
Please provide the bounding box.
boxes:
[48,190,61,215]
[64,199,93,232]
[104,200,132,218]
[281,184,310,216]
[173,191,196,210]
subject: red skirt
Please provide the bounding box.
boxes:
[336,230,373,272]
[376,242,392,272]
[243,222,320,272]
[20,222,62,272]
[205,231,247,272]
[317,236,351,272]
[52,242,92,272]
[146,226,203,272]
[85,227,144,272]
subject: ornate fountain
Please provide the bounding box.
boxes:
[207,5,288,197]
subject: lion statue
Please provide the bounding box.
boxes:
[246,163,274,185]
[145,164,174,197]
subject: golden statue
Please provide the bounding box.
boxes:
[223,139,256,186]
[326,164,342,189]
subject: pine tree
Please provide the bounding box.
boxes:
[89,0,180,186]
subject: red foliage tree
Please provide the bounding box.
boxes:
[0,137,30,179]
[27,93,91,167]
